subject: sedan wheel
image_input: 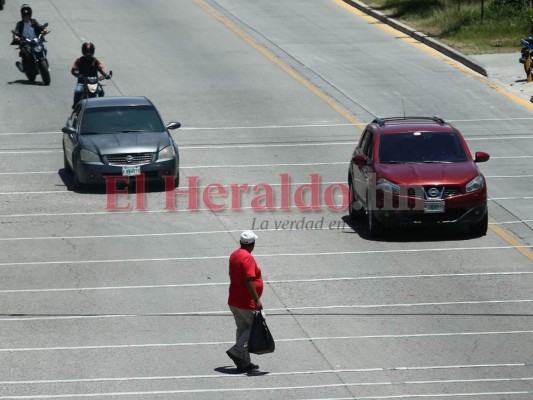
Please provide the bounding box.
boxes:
[73,171,84,191]
[63,151,71,172]
[72,159,86,191]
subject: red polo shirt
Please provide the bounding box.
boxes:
[228,248,263,310]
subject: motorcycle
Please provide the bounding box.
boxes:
[80,71,113,104]
[72,71,113,109]
[11,23,51,85]
[79,70,112,101]
[519,37,533,82]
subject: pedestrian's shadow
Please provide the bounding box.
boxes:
[215,366,268,376]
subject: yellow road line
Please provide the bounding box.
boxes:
[194,0,363,127]
[489,224,533,262]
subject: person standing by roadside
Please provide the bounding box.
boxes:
[226,230,263,372]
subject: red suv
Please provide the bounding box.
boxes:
[348,116,490,236]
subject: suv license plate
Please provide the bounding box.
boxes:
[122,165,141,176]
[424,201,445,213]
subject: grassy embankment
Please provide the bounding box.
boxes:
[361,0,532,54]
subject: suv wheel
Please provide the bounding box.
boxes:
[366,194,383,237]
[348,177,364,219]
[469,212,488,236]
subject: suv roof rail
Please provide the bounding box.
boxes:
[372,116,446,127]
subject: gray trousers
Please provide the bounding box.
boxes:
[228,306,255,365]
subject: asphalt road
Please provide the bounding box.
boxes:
[1,0,533,399]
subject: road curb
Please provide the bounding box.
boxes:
[342,0,488,77]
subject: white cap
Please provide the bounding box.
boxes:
[240,230,258,244]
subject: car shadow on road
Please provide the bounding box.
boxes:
[341,215,482,243]
[58,168,174,194]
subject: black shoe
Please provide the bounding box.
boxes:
[237,362,259,373]
[226,350,244,369]
[16,61,24,73]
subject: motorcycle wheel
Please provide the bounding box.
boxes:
[38,60,51,86]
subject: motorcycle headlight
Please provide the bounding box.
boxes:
[87,83,99,93]
[79,149,101,163]
[376,178,400,194]
[158,144,175,160]
[466,175,484,193]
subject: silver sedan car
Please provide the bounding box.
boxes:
[62,96,181,190]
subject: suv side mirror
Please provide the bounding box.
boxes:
[351,154,368,166]
[474,151,490,163]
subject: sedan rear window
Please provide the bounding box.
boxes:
[379,132,467,163]
[80,105,165,134]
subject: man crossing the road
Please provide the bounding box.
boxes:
[226,230,263,373]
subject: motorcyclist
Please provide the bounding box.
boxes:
[71,42,111,108]
[12,4,49,73]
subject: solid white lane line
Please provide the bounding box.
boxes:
[3,190,530,200]
[490,196,533,200]
[0,229,248,241]
[1,330,533,352]
[1,301,532,321]
[1,134,533,154]
[0,162,347,176]
[1,118,533,135]
[0,199,530,218]
[0,271,532,294]
[0,245,529,267]
[2,169,533,177]
[0,362,527,385]
[0,142,354,154]
[0,123,360,136]
[0,221,526,242]
[302,391,531,400]
[0,363,531,385]
[0,377,531,398]
[0,179,345,196]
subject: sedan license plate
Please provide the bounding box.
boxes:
[424,200,445,213]
[122,165,141,176]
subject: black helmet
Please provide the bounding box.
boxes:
[21,4,32,18]
[82,42,95,57]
